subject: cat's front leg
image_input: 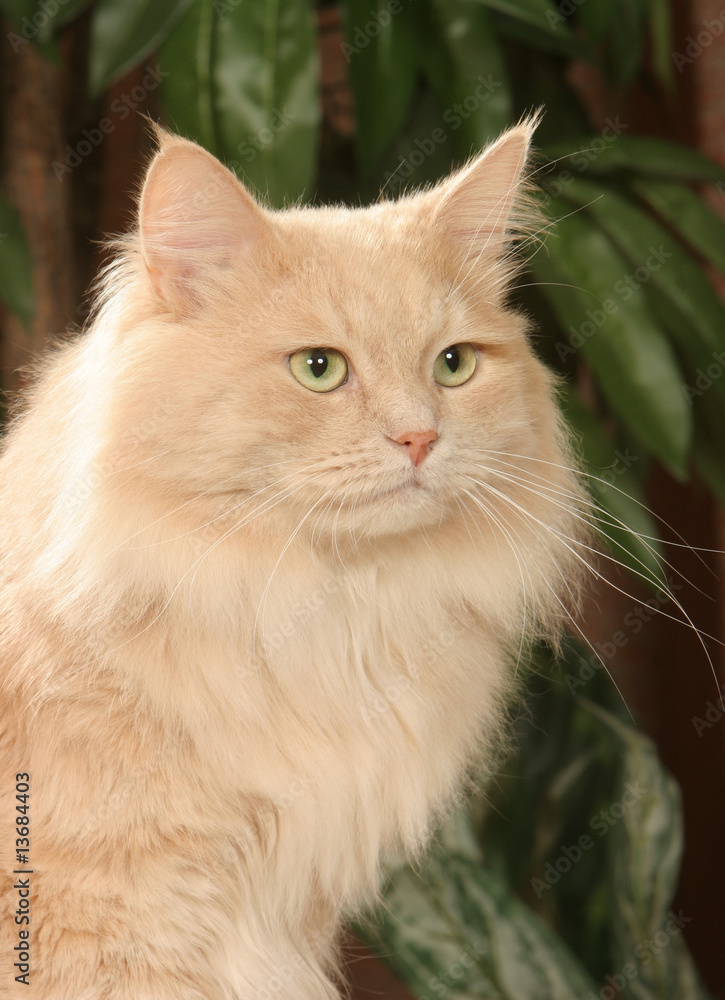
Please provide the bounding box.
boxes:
[2,841,341,1000]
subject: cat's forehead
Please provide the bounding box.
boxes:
[276,202,455,352]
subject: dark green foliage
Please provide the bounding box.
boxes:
[0,197,34,329]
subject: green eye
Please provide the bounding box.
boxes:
[433,343,477,387]
[289,348,348,393]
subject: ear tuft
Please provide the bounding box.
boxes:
[139,133,269,307]
[428,116,539,271]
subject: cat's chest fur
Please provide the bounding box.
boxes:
[142,541,504,824]
[93,535,510,909]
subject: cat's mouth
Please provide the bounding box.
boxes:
[366,478,430,503]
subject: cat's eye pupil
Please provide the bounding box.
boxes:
[308,352,329,378]
[444,349,460,373]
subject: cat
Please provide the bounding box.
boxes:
[0,120,590,999]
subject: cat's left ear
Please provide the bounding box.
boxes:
[426,119,536,268]
[139,129,271,308]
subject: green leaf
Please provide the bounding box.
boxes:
[561,388,666,590]
[0,197,34,328]
[0,0,92,40]
[213,0,319,205]
[590,704,712,1000]
[52,0,94,30]
[161,0,319,207]
[648,0,674,88]
[483,659,631,980]
[476,0,573,35]
[481,661,622,899]
[0,0,38,28]
[491,15,582,57]
[373,89,460,199]
[479,0,582,57]
[356,811,599,1000]
[602,0,647,87]
[649,292,725,504]
[576,0,618,42]
[89,0,195,97]
[530,202,692,476]
[542,136,725,184]
[425,0,512,160]
[482,656,712,990]
[562,177,725,411]
[343,0,418,176]
[629,177,725,275]
[160,0,216,153]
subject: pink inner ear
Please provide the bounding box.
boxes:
[139,140,267,288]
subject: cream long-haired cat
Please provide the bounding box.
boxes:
[0,121,588,999]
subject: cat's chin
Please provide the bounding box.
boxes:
[367,479,429,503]
[326,482,449,538]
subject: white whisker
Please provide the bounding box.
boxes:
[480,447,717,568]
[461,488,532,679]
[464,482,633,718]
[107,458,324,554]
[469,474,722,699]
[254,490,331,665]
[474,459,700,596]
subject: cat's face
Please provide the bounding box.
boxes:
[104,126,569,546]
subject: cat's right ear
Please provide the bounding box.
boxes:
[420,119,538,283]
[139,131,270,308]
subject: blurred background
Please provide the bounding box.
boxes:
[1,0,724,997]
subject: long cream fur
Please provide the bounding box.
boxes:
[0,123,589,999]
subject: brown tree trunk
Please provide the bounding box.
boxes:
[1,28,75,394]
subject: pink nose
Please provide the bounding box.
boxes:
[392,429,439,467]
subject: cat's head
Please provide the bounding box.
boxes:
[96,122,583,570]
